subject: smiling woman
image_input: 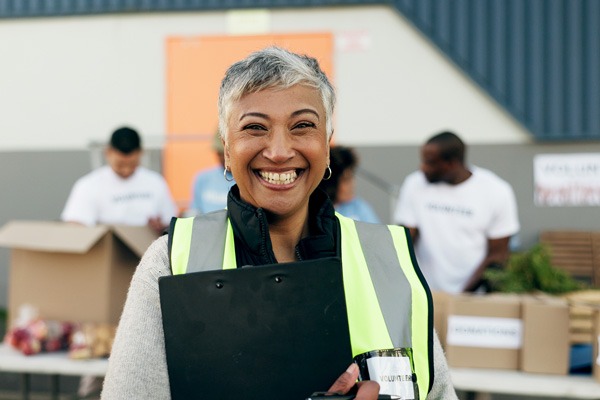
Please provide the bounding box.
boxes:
[101,47,458,400]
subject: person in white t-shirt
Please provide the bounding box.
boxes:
[61,126,177,234]
[393,131,520,293]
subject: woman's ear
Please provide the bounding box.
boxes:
[222,137,229,168]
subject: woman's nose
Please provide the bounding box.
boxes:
[263,130,294,162]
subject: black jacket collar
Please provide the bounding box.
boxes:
[226,185,339,267]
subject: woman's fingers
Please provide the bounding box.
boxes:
[327,364,380,400]
[327,364,360,395]
[355,380,380,400]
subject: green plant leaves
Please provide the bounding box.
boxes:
[483,244,585,294]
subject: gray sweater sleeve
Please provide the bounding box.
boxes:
[428,330,459,399]
[101,236,457,399]
[101,236,172,399]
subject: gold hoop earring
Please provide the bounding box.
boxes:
[323,166,332,181]
[223,168,234,182]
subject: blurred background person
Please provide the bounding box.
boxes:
[62,126,177,234]
[393,131,520,293]
[319,145,380,223]
[187,130,235,215]
[62,126,177,233]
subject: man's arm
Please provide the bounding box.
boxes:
[61,179,97,226]
[462,236,511,292]
[405,227,419,244]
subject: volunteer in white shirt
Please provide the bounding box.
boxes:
[61,126,177,233]
[394,131,520,293]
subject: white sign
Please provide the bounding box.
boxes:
[336,31,371,52]
[534,153,600,206]
[446,315,523,349]
[226,9,271,35]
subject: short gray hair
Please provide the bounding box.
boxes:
[218,46,335,140]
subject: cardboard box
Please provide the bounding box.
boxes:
[445,294,522,370]
[594,309,600,382]
[431,291,453,350]
[520,294,570,375]
[0,221,158,326]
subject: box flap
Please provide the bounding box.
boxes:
[0,220,109,253]
[110,224,159,258]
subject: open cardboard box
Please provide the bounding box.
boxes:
[0,220,159,326]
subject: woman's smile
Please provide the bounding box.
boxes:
[258,169,299,185]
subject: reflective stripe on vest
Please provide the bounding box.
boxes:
[168,210,432,398]
[169,211,236,274]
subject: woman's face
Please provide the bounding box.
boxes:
[224,84,330,220]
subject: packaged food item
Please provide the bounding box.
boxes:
[3,304,116,358]
[4,317,74,356]
[69,322,116,359]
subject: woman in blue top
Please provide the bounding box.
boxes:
[319,145,380,223]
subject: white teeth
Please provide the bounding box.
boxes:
[260,170,298,185]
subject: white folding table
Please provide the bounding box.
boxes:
[0,344,107,399]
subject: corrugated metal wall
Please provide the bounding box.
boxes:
[394,0,600,141]
[1,0,598,141]
[0,0,376,16]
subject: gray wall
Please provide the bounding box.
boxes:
[1,143,600,308]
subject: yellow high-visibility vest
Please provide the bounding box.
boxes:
[169,211,433,398]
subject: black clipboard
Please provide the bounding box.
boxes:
[158,257,352,400]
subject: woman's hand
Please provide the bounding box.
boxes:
[147,216,166,234]
[327,364,380,400]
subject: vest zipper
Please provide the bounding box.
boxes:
[295,247,303,261]
[256,208,276,263]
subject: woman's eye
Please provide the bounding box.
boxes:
[293,122,316,129]
[243,124,266,131]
